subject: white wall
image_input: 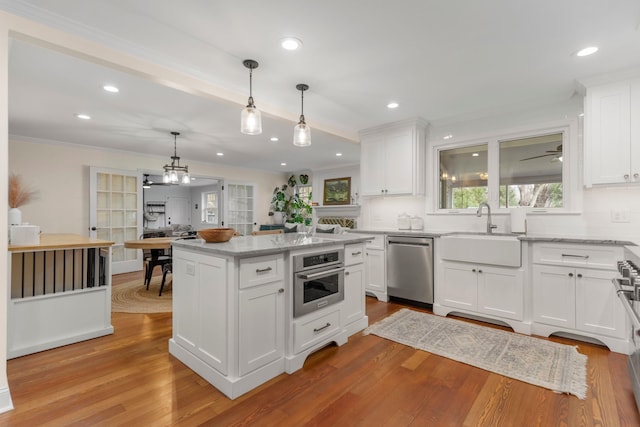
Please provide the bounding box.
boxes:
[312,165,360,206]
[360,99,640,244]
[9,137,286,235]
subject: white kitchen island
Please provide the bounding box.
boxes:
[168,233,372,399]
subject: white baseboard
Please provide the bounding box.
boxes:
[0,387,14,414]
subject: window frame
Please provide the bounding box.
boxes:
[431,120,579,214]
[201,190,218,225]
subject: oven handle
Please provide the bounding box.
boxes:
[297,266,345,280]
[612,278,640,331]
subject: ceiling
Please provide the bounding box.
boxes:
[3,0,640,173]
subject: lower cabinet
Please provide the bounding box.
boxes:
[530,242,629,354]
[532,265,627,339]
[365,235,387,301]
[438,260,524,322]
[170,248,285,399]
[238,280,285,376]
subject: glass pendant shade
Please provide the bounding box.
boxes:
[181,172,191,184]
[240,59,262,135]
[293,119,311,147]
[241,102,262,135]
[163,172,170,184]
[169,170,178,184]
[293,83,311,147]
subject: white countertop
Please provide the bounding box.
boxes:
[171,232,374,257]
[348,228,637,246]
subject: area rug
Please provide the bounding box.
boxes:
[111,276,172,313]
[364,308,587,399]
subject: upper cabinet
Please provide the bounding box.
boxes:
[359,119,428,196]
[584,76,640,186]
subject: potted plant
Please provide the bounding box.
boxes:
[268,175,312,225]
[269,184,292,224]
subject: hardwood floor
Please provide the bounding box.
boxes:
[0,270,638,426]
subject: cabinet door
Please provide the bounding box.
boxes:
[238,281,285,376]
[439,261,477,311]
[344,263,365,327]
[532,265,575,329]
[360,133,386,196]
[477,266,524,321]
[384,127,414,195]
[365,248,386,297]
[575,268,628,339]
[586,82,631,185]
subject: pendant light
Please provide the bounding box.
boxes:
[162,131,190,185]
[240,59,262,135]
[293,83,311,147]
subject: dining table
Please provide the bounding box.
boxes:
[123,237,175,251]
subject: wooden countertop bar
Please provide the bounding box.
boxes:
[8,233,115,252]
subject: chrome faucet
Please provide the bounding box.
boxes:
[476,202,497,234]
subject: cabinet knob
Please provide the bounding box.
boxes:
[472,268,476,273]
[345,271,350,276]
[577,273,582,278]
[634,173,639,179]
[624,174,630,180]
[278,288,284,293]
[569,272,574,277]
[478,269,483,274]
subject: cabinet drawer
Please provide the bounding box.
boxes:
[345,243,365,266]
[239,254,284,289]
[293,308,341,353]
[532,243,622,270]
[365,235,385,250]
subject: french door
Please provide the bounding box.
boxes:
[89,167,143,274]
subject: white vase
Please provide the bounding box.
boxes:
[8,207,22,226]
[272,212,285,225]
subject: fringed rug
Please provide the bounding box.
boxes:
[364,308,587,399]
[111,276,172,313]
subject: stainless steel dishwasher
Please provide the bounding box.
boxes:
[386,235,434,304]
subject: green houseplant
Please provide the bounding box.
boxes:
[268,175,312,225]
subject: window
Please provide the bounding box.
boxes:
[201,191,218,224]
[439,144,488,209]
[437,127,569,211]
[499,133,563,208]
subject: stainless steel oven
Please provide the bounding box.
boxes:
[293,249,345,318]
[613,249,640,413]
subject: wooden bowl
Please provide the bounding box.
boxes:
[198,228,235,243]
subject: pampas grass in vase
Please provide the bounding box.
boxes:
[8,174,37,226]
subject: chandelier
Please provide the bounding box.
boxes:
[163,131,190,184]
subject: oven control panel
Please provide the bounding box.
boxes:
[303,251,341,269]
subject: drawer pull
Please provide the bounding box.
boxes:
[351,251,362,256]
[256,266,273,273]
[561,254,589,259]
[314,322,331,333]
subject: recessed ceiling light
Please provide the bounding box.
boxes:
[103,85,119,93]
[472,153,479,157]
[443,134,453,140]
[280,162,287,166]
[336,153,343,157]
[387,102,399,109]
[270,137,279,142]
[76,114,91,120]
[281,37,302,50]
[576,46,598,57]
[216,152,224,156]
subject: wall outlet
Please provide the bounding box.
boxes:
[611,210,630,223]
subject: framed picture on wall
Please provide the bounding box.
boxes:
[323,177,351,205]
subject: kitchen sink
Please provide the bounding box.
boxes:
[439,233,522,267]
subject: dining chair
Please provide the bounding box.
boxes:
[250,229,284,236]
[140,233,171,291]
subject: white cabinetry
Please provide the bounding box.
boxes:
[343,243,368,336]
[364,235,387,301]
[169,248,286,399]
[584,77,640,186]
[360,119,428,196]
[531,243,629,354]
[436,260,525,331]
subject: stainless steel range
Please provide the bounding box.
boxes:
[613,246,640,413]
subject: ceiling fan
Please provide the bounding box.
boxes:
[142,174,170,188]
[520,144,562,161]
